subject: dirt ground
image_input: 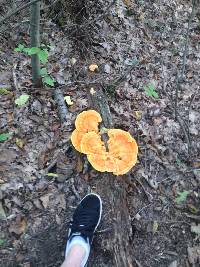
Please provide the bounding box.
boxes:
[0,0,200,266]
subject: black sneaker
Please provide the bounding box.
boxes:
[65,193,102,266]
[68,193,102,245]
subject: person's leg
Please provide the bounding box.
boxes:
[61,244,86,267]
[61,193,102,267]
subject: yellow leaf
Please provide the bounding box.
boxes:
[47,173,58,177]
[64,96,74,106]
[123,0,131,7]
[152,221,158,234]
[16,138,24,149]
[134,111,142,120]
[193,161,200,168]
[89,64,98,72]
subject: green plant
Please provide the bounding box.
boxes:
[0,88,10,95]
[144,83,159,99]
[15,94,30,106]
[0,132,13,142]
[175,190,191,204]
[15,44,55,86]
[0,239,5,247]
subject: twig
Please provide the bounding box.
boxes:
[139,219,191,226]
[12,63,20,91]
[174,0,197,119]
[186,168,200,173]
[133,204,152,219]
[180,1,197,81]
[52,88,68,123]
[0,0,41,26]
[96,227,112,234]
[136,178,153,202]
[187,93,197,127]
[44,151,60,173]
[166,102,192,155]
[71,184,81,200]
[134,258,143,267]
[176,111,192,155]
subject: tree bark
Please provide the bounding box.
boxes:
[30,1,41,87]
[88,85,134,267]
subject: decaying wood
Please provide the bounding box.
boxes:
[88,84,134,267]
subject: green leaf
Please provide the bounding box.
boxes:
[15,94,30,106]
[47,44,53,49]
[0,88,10,95]
[38,49,48,64]
[23,48,30,53]
[0,239,5,247]
[47,173,58,177]
[0,132,13,142]
[40,68,48,77]
[43,76,55,86]
[126,59,138,66]
[175,190,191,204]
[14,44,25,52]
[152,90,159,98]
[144,83,159,99]
[26,47,41,55]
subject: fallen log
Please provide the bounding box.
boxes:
[88,84,134,267]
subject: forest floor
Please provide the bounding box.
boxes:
[0,0,200,266]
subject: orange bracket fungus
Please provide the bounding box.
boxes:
[71,110,138,175]
[75,110,102,133]
[71,110,102,153]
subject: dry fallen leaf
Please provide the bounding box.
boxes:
[16,138,24,149]
[90,87,96,95]
[134,111,142,120]
[191,224,200,235]
[89,64,98,72]
[76,155,83,173]
[9,217,26,235]
[152,221,158,234]
[187,246,200,264]
[40,194,50,209]
[123,0,131,7]
[70,57,77,65]
[0,201,6,220]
